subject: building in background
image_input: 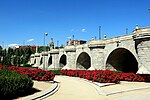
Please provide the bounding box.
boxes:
[67,40,86,46]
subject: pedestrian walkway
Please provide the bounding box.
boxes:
[44,76,150,100]
[44,76,106,100]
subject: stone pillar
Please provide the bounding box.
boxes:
[34,57,40,67]
[53,54,59,70]
[137,40,150,73]
[63,45,76,69]
[30,58,35,65]
[48,49,59,70]
[91,48,104,70]
[66,51,76,69]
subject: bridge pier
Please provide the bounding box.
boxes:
[48,50,59,70]
[90,48,105,70]
[32,53,41,67]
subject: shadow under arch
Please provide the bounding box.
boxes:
[76,52,91,69]
[48,56,52,66]
[40,57,43,65]
[59,54,67,68]
[34,59,36,64]
[106,48,138,73]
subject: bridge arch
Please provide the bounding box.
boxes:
[34,59,36,64]
[106,48,138,73]
[76,52,91,69]
[48,56,52,66]
[40,57,43,65]
[59,54,67,68]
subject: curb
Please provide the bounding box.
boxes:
[21,81,60,100]
[91,80,150,96]
[104,86,150,96]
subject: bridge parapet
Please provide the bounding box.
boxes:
[76,44,88,49]
[88,40,105,44]
[59,48,65,53]
[30,54,35,58]
[64,45,76,52]
[105,34,133,44]
[133,27,150,40]
[88,40,105,48]
[133,27,150,34]
[41,51,48,56]
[49,49,59,54]
[35,53,40,57]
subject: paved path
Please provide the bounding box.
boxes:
[44,76,150,100]
[44,76,106,100]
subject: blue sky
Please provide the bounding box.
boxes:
[0,0,149,48]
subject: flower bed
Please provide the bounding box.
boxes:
[138,74,150,82]
[60,69,145,83]
[0,66,55,81]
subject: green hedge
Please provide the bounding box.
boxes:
[0,68,33,98]
[49,70,61,75]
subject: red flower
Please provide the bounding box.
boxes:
[60,69,144,83]
[3,65,55,81]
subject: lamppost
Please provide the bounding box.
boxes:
[43,32,48,70]
[99,26,101,40]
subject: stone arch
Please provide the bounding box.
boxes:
[106,48,138,73]
[40,57,43,65]
[59,54,67,68]
[48,56,52,66]
[76,52,91,69]
[34,59,36,64]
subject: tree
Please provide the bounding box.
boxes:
[0,46,36,66]
[38,46,49,53]
[59,44,64,48]
[0,46,2,64]
[0,46,2,56]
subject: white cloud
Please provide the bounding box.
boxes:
[27,38,34,42]
[8,44,19,47]
[81,29,86,32]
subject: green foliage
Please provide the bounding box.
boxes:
[0,68,33,98]
[55,46,59,49]
[49,70,61,75]
[38,46,50,53]
[59,44,64,48]
[0,46,36,66]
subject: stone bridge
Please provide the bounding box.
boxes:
[29,26,150,74]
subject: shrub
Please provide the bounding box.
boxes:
[0,68,33,98]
